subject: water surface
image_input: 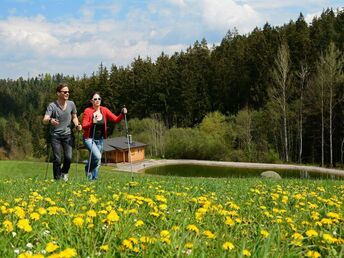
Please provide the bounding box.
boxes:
[144,164,342,179]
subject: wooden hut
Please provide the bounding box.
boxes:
[103,137,146,163]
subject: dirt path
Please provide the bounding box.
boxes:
[112,159,344,177]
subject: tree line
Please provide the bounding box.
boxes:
[0,9,343,166]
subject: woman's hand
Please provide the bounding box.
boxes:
[92,114,98,124]
[121,107,127,115]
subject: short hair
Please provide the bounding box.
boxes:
[56,83,68,92]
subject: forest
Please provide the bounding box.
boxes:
[0,9,343,167]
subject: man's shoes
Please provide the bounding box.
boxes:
[62,173,68,182]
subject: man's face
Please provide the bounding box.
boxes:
[58,87,69,100]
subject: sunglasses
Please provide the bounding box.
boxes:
[60,91,69,94]
[93,98,101,101]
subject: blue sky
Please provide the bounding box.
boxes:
[0,0,342,79]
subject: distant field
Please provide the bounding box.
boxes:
[0,160,343,257]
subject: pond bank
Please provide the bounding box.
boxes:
[110,159,344,177]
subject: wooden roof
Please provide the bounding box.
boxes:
[103,136,147,152]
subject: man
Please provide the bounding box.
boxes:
[43,83,82,181]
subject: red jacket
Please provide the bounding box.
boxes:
[82,106,124,139]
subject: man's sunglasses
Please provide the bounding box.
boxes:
[60,91,69,94]
[93,98,102,101]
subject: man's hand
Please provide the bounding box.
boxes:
[50,118,60,126]
[76,124,82,131]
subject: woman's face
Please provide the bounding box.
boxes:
[91,94,102,107]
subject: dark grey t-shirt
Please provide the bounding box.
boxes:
[45,100,77,136]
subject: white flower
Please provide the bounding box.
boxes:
[43,230,51,236]
[12,232,17,237]
[14,249,20,254]
[26,243,34,249]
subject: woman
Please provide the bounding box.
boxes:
[82,92,127,180]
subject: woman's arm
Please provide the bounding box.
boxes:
[82,109,93,130]
[104,107,124,123]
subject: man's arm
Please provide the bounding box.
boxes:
[72,113,82,130]
[42,114,51,125]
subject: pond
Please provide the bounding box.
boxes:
[144,164,343,179]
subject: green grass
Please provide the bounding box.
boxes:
[0,160,343,257]
[0,160,124,179]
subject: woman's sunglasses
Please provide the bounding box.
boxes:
[93,98,101,101]
[60,91,69,94]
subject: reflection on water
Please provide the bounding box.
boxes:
[144,164,343,179]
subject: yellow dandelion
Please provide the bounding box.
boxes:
[322,233,336,243]
[149,211,161,217]
[225,216,235,226]
[30,212,40,221]
[184,242,193,249]
[17,219,32,232]
[3,220,13,232]
[140,236,156,244]
[122,239,133,249]
[292,232,303,241]
[155,195,167,203]
[105,210,119,224]
[320,218,332,225]
[203,230,215,239]
[172,226,180,231]
[186,224,199,234]
[86,209,97,217]
[73,217,84,227]
[160,230,170,238]
[306,250,321,258]
[243,249,251,257]
[18,253,44,258]
[45,242,59,253]
[128,237,139,244]
[14,206,26,219]
[89,194,98,204]
[100,244,109,252]
[326,212,340,220]
[306,230,318,238]
[223,241,235,250]
[291,240,303,247]
[59,248,77,258]
[260,230,269,238]
[38,207,47,215]
[161,237,171,244]
[47,206,58,215]
[159,204,167,210]
[282,196,288,204]
[135,220,144,227]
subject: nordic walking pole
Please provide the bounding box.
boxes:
[45,144,51,180]
[123,107,134,182]
[75,130,80,178]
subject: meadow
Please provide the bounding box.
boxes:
[0,161,343,257]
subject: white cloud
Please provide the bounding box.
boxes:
[199,0,261,33]
[305,11,323,24]
[0,12,188,78]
